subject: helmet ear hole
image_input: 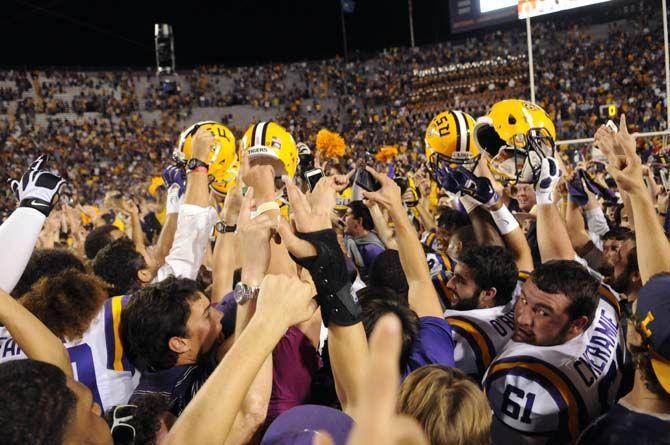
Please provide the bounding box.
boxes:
[508,115,517,125]
[476,125,506,156]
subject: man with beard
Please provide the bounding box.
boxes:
[483,260,624,444]
[607,231,641,298]
[435,157,535,380]
[444,246,523,379]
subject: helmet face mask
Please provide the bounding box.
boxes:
[425,110,478,188]
[488,127,555,184]
[475,100,557,185]
[428,151,480,189]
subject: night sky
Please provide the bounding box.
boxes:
[1,0,453,68]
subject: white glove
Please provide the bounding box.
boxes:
[534,157,561,205]
[9,155,66,217]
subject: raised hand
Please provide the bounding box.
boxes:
[360,167,403,215]
[605,118,645,195]
[221,183,243,225]
[534,157,561,205]
[237,188,278,285]
[613,114,636,159]
[276,175,337,258]
[255,274,318,329]
[191,126,217,163]
[9,154,67,217]
[162,165,186,197]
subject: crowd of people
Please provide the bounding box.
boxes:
[0,93,669,444]
[1,0,670,444]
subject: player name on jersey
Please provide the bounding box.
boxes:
[483,284,624,444]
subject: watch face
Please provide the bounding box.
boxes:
[234,282,248,304]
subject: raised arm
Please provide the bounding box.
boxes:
[363,167,443,318]
[211,184,243,302]
[119,196,148,259]
[278,176,368,414]
[221,188,275,444]
[1,155,65,293]
[0,288,72,377]
[157,129,217,281]
[535,158,577,262]
[166,275,317,445]
[605,114,670,283]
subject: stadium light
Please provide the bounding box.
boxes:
[154,23,176,76]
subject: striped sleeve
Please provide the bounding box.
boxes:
[104,295,134,373]
[484,356,590,444]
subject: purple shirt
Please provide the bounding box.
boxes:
[266,327,322,426]
[402,316,455,379]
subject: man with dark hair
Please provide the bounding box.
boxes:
[84,224,124,260]
[421,207,470,253]
[484,260,624,444]
[358,287,419,371]
[11,248,86,298]
[344,200,386,282]
[105,394,173,445]
[445,225,477,261]
[447,246,519,311]
[578,273,670,443]
[121,276,223,415]
[367,250,409,297]
[0,359,111,445]
[444,246,522,378]
[92,237,153,296]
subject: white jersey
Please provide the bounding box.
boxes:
[0,295,139,410]
[445,271,530,379]
[482,283,624,445]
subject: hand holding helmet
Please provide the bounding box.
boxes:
[534,157,562,205]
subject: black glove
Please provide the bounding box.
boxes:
[8,155,66,217]
[288,229,361,327]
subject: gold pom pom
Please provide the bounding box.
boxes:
[375,146,398,162]
[316,129,346,159]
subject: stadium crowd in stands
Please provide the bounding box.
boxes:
[0,0,669,444]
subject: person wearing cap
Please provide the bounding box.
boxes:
[577,115,670,443]
[578,273,670,443]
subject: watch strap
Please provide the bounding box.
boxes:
[215,221,237,233]
[187,158,209,171]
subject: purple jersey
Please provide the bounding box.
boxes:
[402,316,456,379]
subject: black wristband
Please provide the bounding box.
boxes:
[19,198,52,217]
[288,229,361,327]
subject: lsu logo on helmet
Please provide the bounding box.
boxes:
[425,110,478,186]
[174,121,237,177]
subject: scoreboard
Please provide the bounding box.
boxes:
[449,0,516,33]
[450,0,613,33]
[518,0,613,19]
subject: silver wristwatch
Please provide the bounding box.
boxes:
[234,282,260,305]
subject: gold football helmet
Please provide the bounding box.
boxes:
[425,110,478,179]
[241,121,298,179]
[174,121,237,176]
[209,160,240,197]
[474,100,556,184]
